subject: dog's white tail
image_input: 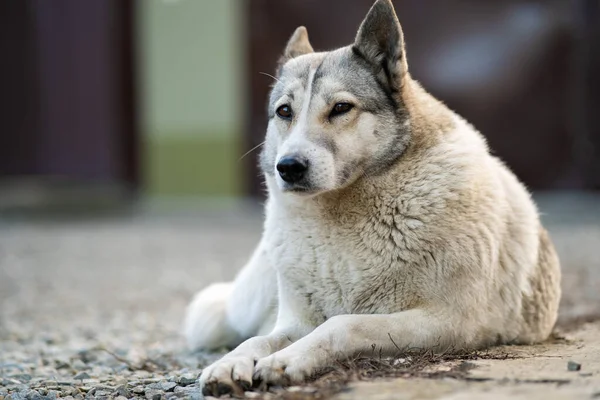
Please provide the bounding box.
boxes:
[183,241,277,351]
[184,282,242,350]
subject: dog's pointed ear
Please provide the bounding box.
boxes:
[278,26,314,72]
[353,0,408,89]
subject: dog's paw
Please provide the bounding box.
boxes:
[253,352,317,386]
[200,355,255,397]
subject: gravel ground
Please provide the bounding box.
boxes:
[0,193,599,399]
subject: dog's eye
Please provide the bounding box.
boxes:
[276,105,293,120]
[330,103,354,118]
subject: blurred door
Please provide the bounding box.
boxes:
[0,0,137,194]
[245,0,600,196]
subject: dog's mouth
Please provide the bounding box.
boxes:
[280,183,320,196]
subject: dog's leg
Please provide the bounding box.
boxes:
[183,240,277,351]
[199,280,318,396]
[254,309,467,384]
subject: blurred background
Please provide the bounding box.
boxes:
[1,0,599,209]
[0,0,599,351]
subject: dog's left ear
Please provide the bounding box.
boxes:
[354,0,408,90]
[277,26,314,73]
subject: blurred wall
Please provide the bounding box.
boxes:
[0,0,136,192]
[1,0,597,208]
[245,0,600,196]
[137,0,244,198]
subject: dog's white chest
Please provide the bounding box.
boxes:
[264,201,418,321]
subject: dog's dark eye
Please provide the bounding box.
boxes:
[330,103,354,118]
[276,105,293,120]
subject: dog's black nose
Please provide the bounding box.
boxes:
[277,156,308,183]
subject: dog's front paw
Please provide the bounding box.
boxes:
[253,351,317,386]
[200,355,255,397]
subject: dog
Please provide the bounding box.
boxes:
[184,0,561,396]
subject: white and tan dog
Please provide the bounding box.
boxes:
[185,0,561,396]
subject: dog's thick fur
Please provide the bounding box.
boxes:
[185,0,561,395]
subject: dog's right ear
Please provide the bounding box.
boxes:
[277,26,314,74]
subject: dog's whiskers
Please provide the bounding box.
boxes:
[259,71,281,83]
[239,141,266,161]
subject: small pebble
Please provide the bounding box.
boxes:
[76,350,96,364]
[73,372,90,380]
[173,386,202,399]
[70,360,87,371]
[11,375,32,383]
[145,390,163,400]
[114,384,130,398]
[25,390,42,400]
[567,361,581,371]
[54,360,71,370]
[176,375,197,386]
[132,386,145,395]
[60,387,76,396]
[160,382,177,392]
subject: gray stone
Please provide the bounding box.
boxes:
[73,372,90,381]
[132,386,145,395]
[567,361,582,371]
[10,375,32,383]
[145,390,163,400]
[8,392,27,400]
[59,387,76,397]
[114,384,130,398]
[76,351,96,364]
[70,360,86,371]
[160,382,177,392]
[173,386,202,399]
[24,390,42,400]
[175,375,197,386]
[53,360,71,370]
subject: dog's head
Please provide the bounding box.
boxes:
[260,0,412,196]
